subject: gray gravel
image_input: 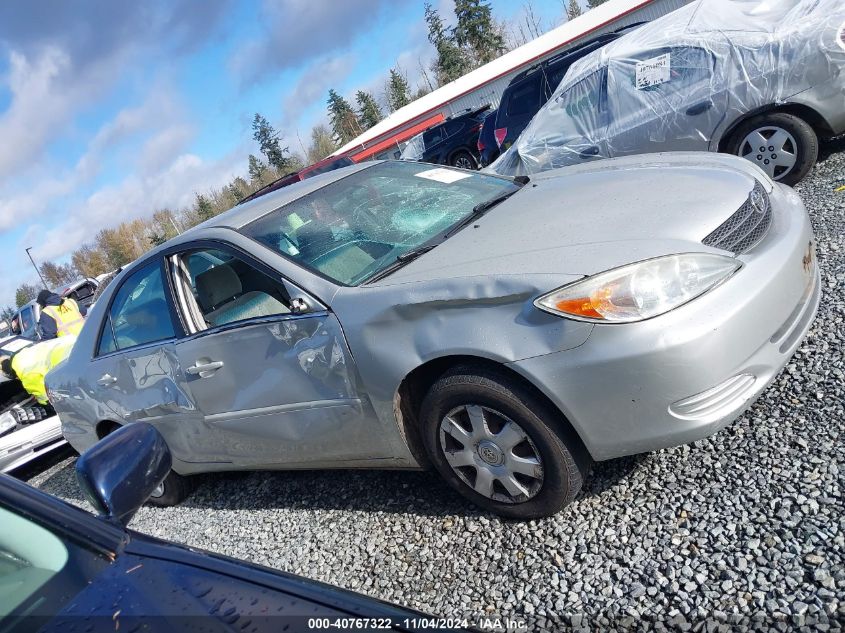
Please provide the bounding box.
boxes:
[28,142,845,631]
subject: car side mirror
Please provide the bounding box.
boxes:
[75,422,172,526]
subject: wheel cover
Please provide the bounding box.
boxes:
[454,156,474,170]
[439,404,544,504]
[737,126,798,180]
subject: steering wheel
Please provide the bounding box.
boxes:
[348,183,384,227]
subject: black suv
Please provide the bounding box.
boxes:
[492,23,644,156]
[400,105,490,169]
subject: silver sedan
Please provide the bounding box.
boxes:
[47,157,819,518]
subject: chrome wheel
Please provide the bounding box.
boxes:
[453,155,475,170]
[439,404,544,504]
[738,126,797,180]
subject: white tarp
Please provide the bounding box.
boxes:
[488,0,845,176]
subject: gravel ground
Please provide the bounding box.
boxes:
[27,142,845,632]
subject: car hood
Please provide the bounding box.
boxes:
[378,153,766,284]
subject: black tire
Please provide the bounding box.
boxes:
[726,112,818,186]
[420,365,590,519]
[147,470,194,507]
[98,422,193,507]
[449,150,478,170]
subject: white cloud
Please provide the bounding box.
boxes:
[0,48,72,183]
[34,149,244,263]
[229,0,391,86]
[282,55,357,122]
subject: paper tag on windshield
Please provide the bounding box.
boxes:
[415,168,471,184]
[636,53,670,89]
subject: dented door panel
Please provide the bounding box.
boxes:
[169,313,387,465]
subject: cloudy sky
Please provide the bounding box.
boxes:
[0,0,566,307]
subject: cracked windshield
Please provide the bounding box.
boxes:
[242,161,518,285]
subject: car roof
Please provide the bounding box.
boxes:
[505,24,645,87]
[193,161,376,231]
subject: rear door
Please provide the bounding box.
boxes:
[85,258,190,434]
[605,47,728,156]
[166,243,380,467]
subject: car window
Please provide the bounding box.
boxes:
[98,261,176,355]
[19,308,34,333]
[175,248,292,329]
[444,121,464,137]
[555,67,609,128]
[505,78,542,116]
[607,47,714,129]
[69,282,96,303]
[422,126,445,147]
[241,161,519,286]
[0,505,108,619]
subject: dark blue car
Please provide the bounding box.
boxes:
[0,423,462,632]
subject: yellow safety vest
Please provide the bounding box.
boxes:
[42,298,85,337]
[10,336,77,405]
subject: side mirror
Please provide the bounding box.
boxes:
[75,422,172,526]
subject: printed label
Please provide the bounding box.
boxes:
[415,168,472,183]
[635,53,671,89]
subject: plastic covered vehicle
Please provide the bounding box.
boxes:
[490,0,845,184]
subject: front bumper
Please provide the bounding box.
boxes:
[508,183,820,461]
[0,415,66,473]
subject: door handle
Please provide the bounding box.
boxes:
[97,374,117,387]
[578,145,600,158]
[685,100,713,116]
[186,360,224,377]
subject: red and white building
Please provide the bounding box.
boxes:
[332,0,691,162]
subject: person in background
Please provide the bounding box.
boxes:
[36,289,86,340]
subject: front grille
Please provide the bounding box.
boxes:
[702,181,772,254]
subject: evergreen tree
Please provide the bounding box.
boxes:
[227,178,248,202]
[586,0,608,7]
[251,113,295,171]
[425,3,472,85]
[326,89,362,145]
[453,0,505,65]
[356,91,384,130]
[248,154,266,182]
[386,68,412,112]
[194,194,214,223]
[566,0,583,20]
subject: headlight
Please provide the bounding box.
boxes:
[535,253,741,323]
[0,411,17,438]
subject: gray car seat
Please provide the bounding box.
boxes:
[195,265,288,326]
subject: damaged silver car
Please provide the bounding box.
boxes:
[47,158,819,518]
[490,0,845,185]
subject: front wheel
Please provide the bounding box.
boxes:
[726,112,817,185]
[147,470,194,507]
[420,366,589,519]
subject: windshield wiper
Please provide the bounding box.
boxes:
[444,176,529,239]
[366,244,439,283]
